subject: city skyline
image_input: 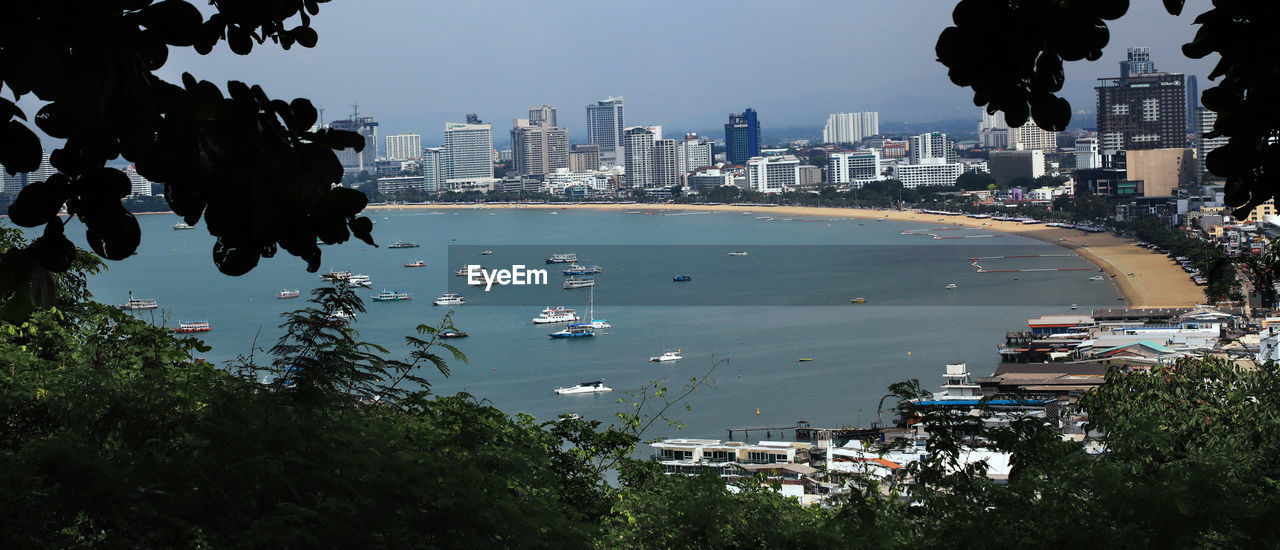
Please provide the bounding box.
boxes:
[148,0,1220,145]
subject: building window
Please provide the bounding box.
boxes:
[1111,104,1130,115]
[1143,98,1159,122]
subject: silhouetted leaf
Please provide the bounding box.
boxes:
[212,238,261,276]
[1,121,43,174]
[1162,0,1184,16]
[7,175,70,227]
[350,216,376,247]
[82,204,141,260]
[292,26,318,48]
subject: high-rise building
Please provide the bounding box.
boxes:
[2,150,55,195]
[1186,75,1199,136]
[1096,48,1186,153]
[1007,119,1059,152]
[1194,106,1228,184]
[1075,137,1103,170]
[725,108,760,165]
[465,113,482,124]
[442,122,494,181]
[124,164,152,197]
[528,105,557,128]
[569,144,600,172]
[676,133,713,175]
[653,139,680,189]
[892,163,965,189]
[988,150,1046,186]
[746,155,799,193]
[330,115,379,174]
[622,126,655,189]
[510,119,569,176]
[385,133,422,161]
[586,96,625,167]
[421,148,443,192]
[828,151,883,184]
[908,132,954,164]
[822,112,879,144]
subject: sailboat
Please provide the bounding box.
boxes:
[581,286,610,329]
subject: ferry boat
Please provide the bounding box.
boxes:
[320,270,351,281]
[562,264,603,275]
[433,293,466,306]
[347,274,372,287]
[554,380,612,395]
[672,274,692,282]
[563,277,596,289]
[532,306,580,324]
[119,295,159,310]
[546,253,578,264]
[326,310,354,326]
[404,260,427,268]
[439,328,468,338]
[276,289,301,299]
[945,283,957,290]
[649,350,682,362]
[174,321,211,333]
[727,251,749,257]
[371,289,412,302]
[388,240,420,249]
[549,325,595,338]
[173,222,195,230]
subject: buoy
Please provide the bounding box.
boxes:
[907,351,911,356]
[755,407,760,415]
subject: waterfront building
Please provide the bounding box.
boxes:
[586,96,625,167]
[622,126,656,189]
[676,133,713,175]
[442,122,494,181]
[1,150,55,195]
[377,175,428,196]
[687,168,734,192]
[510,119,569,176]
[124,164,152,197]
[828,150,883,184]
[798,165,823,187]
[988,150,1046,186]
[1096,48,1187,153]
[822,111,879,144]
[653,138,680,189]
[908,132,955,164]
[725,108,761,165]
[330,115,379,174]
[569,144,600,172]
[1075,137,1103,170]
[528,104,557,128]
[745,155,799,193]
[892,161,964,189]
[385,133,421,161]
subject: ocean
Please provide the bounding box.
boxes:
[61,208,1122,441]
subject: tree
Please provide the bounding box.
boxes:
[936,0,1278,220]
[955,171,997,191]
[1,1,375,320]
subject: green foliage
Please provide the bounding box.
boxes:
[955,171,997,191]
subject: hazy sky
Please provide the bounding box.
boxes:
[157,0,1219,144]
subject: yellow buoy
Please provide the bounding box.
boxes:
[755,407,760,415]
[907,351,911,356]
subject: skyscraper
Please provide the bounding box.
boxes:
[385,133,422,161]
[908,132,954,164]
[725,108,760,165]
[569,144,600,172]
[676,133,713,174]
[586,96,625,167]
[822,112,879,144]
[510,119,569,176]
[330,115,378,174]
[622,126,655,189]
[1096,48,1186,153]
[421,148,443,192]
[653,138,680,189]
[1186,75,1199,136]
[442,122,493,181]
[1194,106,1228,184]
[528,105,557,128]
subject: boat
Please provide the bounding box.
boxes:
[672,274,692,282]
[581,286,610,329]
[481,250,494,255]
[388,240,420,248]
[119,294,158,310]
[433,293,466,306]
[796,358,814,362]
[1071,304,1078,310]
[727,251,749,256]
[546,253,578,264]
[849,297,866,304]
[649,350,682,362]
[439,328,468,338]
[563,277,596,289]
[1089,275,1105,281]
[276,289,301,299]
[945,283,957,290]
[404,260,427,268]
[549,325,595,338]
[174,321,211,333]
[554,380,612,395]
[562,264,603,275]
[173,222,195,230]
[532,306,580,324]
[347,274,372,287]
[326,310,354,326]
[320,269,351,281]
[371,289,412,302]
[876,217,885,221]
[455,265,481,276]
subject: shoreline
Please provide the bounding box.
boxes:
[366,202,1204,308]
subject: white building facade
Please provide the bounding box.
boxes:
[892,160,965,189]
[828,150,883,184]
[623,126,655,189]
[442,122,494,181]
[586,96,625,167]
[746,155,800,193]
[822,111,880,144]
[385,133,422,161]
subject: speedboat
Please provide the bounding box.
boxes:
[439,329,468,338]
[727,251,749,256]
[371,289,412,302]
[554,380,612,395]
[173,222,195,230]
[945,283,957,290]
[1071,304,1078,310]
[562,264,603,275]
[649,351,682,362]
[563,277,596,289]
[546,253,578,264]
[849,297,866,304]
[388,240,420,248]
[532,306,580,324]
[481,250,494,255]
[1089,275,1105,281]
[174,321,211,333]
[433,293,466,306]
[549,325,595,338]
[672,274,692,282]
[277,289,301,299]
[404,260,427,268]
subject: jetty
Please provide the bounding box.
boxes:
[727,420,883,447]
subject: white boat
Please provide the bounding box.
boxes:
[563,277,596,289]
[562,264,603,275]
[371,289,412,302]
[1071,304,1078,310]
[119,294,158,310]
[173,222,195,230]
[276,289,301,299]
[326,310,354,326]
[549,325,595,338]
[532,306,580,324]
[546,253,578,264]
[456,265,485,277]
[581,286,610,329]
[554,380,612,395]
[1089,275,1105,281]
[945,283,957,290]
[727,251,749,256]
[649,350,682,362]
[433,293,466,306]
[320,269,351,281]
[347,274,372,287]
[481,250,494,255]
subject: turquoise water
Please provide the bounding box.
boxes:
[52,208,1122,441]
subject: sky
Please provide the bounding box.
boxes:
[152,0,1219,146]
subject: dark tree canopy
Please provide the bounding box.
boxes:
[0,0,373,319]
[937,0,1279,220]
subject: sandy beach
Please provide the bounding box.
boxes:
[368,202,1205,308]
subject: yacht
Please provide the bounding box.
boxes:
[532,306,580,324]
[554,380,612,395]
[326,310,354,326]
[119,294,158,310]
[546,253,578,264]
[433,293,466,306]
[174,321,211,333]
[388,240,420,248]
[649,350,682,362]
[481,250,494,255]
[580,286,610,329]
[672,274,692,282]
[549,325,595,338]
[849,297,866,304]
[371,289,412,302]
[727,251,749,257]
[562,264,603,275]
[276,289,301,299]
[563,277,596,289]
[404,260,427,268]
[173,222,195,230]
[945,283,957,290]
[347,274,372,287]
[439,328,468,338]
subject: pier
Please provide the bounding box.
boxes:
[727,420,884,446]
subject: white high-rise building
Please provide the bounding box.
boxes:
[385,133,422,161]
[653,139,680,189]
[2,151,56,195]
[124,165,152,197]
[1075,137,1102,170]
[1195,107,1228,184]
[828,151,883,184]
[746,155,800,193]
[330,116,378,174]
[622,126,655,189]
[586,96,625,167]
[1008,119,1059,152]
[908,132,954,164]
[528,104,557,127]
[822,112,879,144]
[421,148,443,192]
[892,162,965,189]
[442,122,494,181]
[676,133,713,174]
[978,109,1009,148]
